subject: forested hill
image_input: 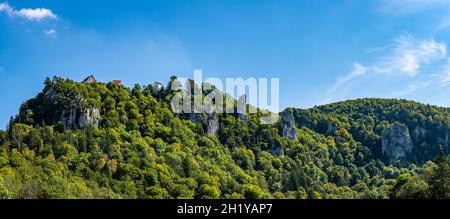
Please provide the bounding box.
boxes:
[293,99,450,163]
[0,76,448,199]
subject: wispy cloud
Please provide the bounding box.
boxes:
[332,35,446,88]
[325,34,448,104]
[329,63,367,93]
[439,59,450,87]
[44,29,57,37]
[0,2,57,21]
[372,35,446,76]
[391,58,450,99]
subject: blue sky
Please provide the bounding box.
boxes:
[1,0,450,128]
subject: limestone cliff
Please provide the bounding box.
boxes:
[382,123,413,163]
[60,108,77,129]
[207,113,219,136]
[236,95,248,123]
[280,110,297,140]
[78,106,100,128]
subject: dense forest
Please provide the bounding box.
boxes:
[0,76,448,199]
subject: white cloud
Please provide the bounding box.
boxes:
[0,2,57,21]
[44,29,57,37]
[373,35,446,76]
[331,35,446,91]
[439,59,450,86]
[329,63,368,93]
[326,35,448,103]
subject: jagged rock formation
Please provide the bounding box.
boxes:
[154,82,164,92]
[382,123,413,163]
[280,110,297,140]
[188,113,219,136]
[78,107,100,128]
[236,95,248,123]
[43,85,89,129]
[44,86,57,100]
[207,114,219,136]
[60,108,77,129]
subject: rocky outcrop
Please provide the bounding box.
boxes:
[236,95,248,123]
[38,80,104,129]
[412,125,426,143]
[79,107,100,128]
[280,110,297,140]
[382,123,413,163]
[52,90,88,129]
[60,108,77,129]
[206,114,219,136]
[44,86,57,100]
[154,82,164,92]
[188,113,219,136]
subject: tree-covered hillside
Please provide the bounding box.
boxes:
[0,76,448,199]
[293,99,450,163]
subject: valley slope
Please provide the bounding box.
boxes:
[0,76,448,199]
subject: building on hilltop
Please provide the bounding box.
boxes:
[81,75,123,86]
[82,75,97,84]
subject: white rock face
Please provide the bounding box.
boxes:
[236,95,248,123]
[207,114,219,136]
[280,110,297,140]
[60,108,77,129]
[79,107,100,128]
[44,84,101,129]
[154,82,164,92]
[382,123,413,163]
